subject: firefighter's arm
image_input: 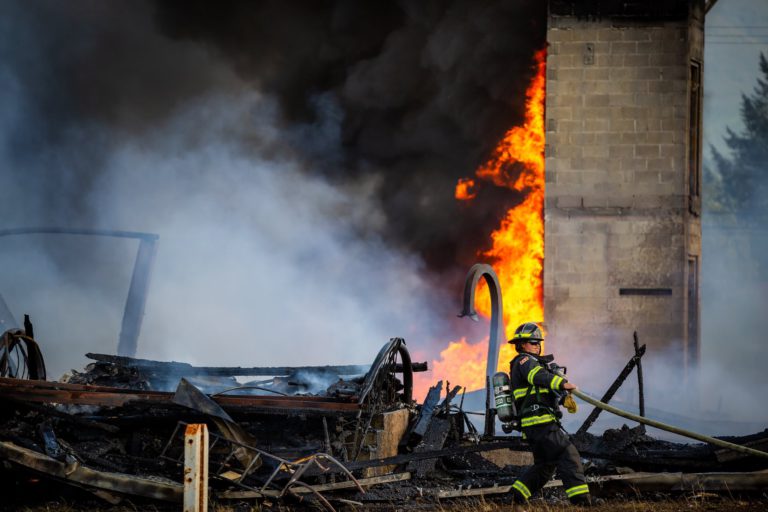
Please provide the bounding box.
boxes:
[520,358,567,391]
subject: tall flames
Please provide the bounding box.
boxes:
[418,49,546,396]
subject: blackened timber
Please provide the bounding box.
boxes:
[85,353,426,375]
[406,417,452,477]
[0,377,361,412]
[576,343,646,436]
[0,396,120,432]
[0,440,183,502]
[410,381,442,439]
[439,385,462,413]
[337,439,526,472]
[634,331,645,417]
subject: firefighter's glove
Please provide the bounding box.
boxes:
[563,393,578,414]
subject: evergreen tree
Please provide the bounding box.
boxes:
[705,53,768,218]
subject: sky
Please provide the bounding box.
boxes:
[701,0,768,393]
[703,0,768,155]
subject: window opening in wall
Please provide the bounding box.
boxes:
[689,60,702,214]
[687,256,699,370]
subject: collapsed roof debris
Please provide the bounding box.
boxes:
[1,330,768,510]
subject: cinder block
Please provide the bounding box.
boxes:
[584,68,610,81]
[556,196,583,208]
[559,41,585,55]
[609,145,634,158]
[609,67,638,80]
[635,144,660,158]
[637,67,664,80]
[635,118,662,132]
[570,132,596,144]
[597,28,624,41]
[583,145,609,158]
[610,118,635,132]
[608,94,636,107]
[622,28,652,42]
[558,68,585,81]
[619,157,646,171]
[624,54,650,67]
[636,41,668,54]
[660,145,684,159]
[611,41,638,54]
[557,171,583,185]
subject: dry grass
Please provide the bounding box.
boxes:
[8,495,768,512]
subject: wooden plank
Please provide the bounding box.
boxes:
[715,437,768,462]
[592,470,768,493]
[86,353,427,375]
[411,382,442,438]
[217,472,412,499]
[0,440,182,501]
[183,424,209,512]
[0,377,361,412]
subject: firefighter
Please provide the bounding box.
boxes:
[508,322,591,506]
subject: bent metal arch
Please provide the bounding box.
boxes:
[459,263,505,436]
[0,228,158,358]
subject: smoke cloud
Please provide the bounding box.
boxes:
[0,0,545,378]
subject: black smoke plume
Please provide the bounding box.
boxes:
[0,0,545,376]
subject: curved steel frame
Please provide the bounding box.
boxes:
[459,263,505,436]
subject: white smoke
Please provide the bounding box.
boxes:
[0,89,446,379]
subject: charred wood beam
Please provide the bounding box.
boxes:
[338,439,526,472]
[406,417,451,477]
[217,472,412,500]
[592,470,768,494]
[0,396,120,432]
[435,470,768,498]
[0,377,361,412]
[409,381,442,441]
[0,440,182,502]
[576,343,646,435]
[439,385,462,414]
[634,331,645,417]
[86,353,427,375]
[715,437,768,463]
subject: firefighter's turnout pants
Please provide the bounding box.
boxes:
[512,422,590,504]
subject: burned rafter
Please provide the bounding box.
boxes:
[576,340,646,435]
[86,352,427,377]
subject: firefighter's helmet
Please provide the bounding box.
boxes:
[509,322,544,343]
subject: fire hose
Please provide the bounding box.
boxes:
[567,385,768,460]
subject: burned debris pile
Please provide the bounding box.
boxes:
[1,333,768,509]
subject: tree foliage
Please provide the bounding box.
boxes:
[705,53,768,218]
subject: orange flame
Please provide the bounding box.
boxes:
[455,178,477,201]
[425,49,546,394]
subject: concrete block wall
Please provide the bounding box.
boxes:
[543,2,703,378]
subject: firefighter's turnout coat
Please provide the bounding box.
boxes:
[509,352,591,504]
[509,352,566,428]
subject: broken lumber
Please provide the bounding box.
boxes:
[570,385,768,460]
[86,353,427,375]
[577,343,646,435]
[592,470,768,493]
[0,440,182,502]
[217,472,412,499]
